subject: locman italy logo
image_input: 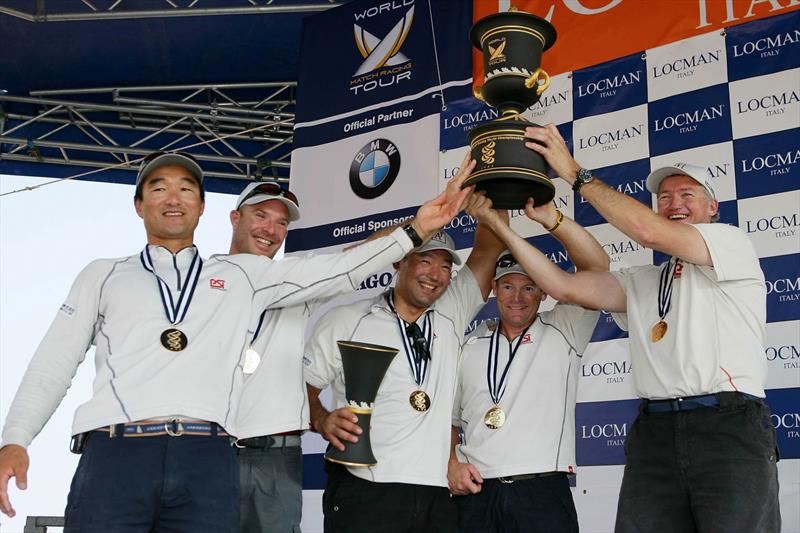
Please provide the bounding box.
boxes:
[353,5,415,76]
[349,139,401,199]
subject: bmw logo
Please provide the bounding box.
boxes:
[349,139,401,199]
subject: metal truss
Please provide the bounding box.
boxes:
[0,1,342,22]
[0,81,298,182]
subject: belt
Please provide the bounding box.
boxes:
[95,419,229,438]
[234,431,302,449]
[495,471,562,484]
[643,392,760,413]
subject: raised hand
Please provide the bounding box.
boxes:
[525,123,582,183]
[524,197,559,229]
[412,154,476,238]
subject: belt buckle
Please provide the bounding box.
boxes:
[165,418,185,437]
[498,476,514,484]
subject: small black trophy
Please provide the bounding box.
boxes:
[324,340,399,467]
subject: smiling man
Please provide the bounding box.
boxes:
[227,181,310,533]
[466,123,781,533]
[0,151,476,532]
[449,200,608,533]
[305,209,504,532]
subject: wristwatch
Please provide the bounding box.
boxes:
[572,168,594,193]
[402,223,424,247]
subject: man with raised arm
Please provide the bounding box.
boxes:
[304,208,505,532]
[0,151,475,532]
[465,124,780,533]
[449,200,608,533]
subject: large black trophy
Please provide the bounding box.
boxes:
[466,9,557,209]
[324,340,398,467]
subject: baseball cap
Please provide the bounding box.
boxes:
[493,251,531,281]
[645,162,715,199]
[414,230,462,265]
[235,181,300,222]
[135,151,204,191]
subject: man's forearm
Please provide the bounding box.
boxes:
[306,384,329,432]
[550,215,610,272]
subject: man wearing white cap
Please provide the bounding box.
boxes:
[305,214,504,532]
[449,200,608,533]
[0,151,477,532]
[466,124,780,532]
[227,180,313,533]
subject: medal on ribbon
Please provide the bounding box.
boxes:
[388,291,433,412]
[243,309,267,374]
[140,245,203,352]
[651,258,680,343]
[484,324,530,429]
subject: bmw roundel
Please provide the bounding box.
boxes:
[349,138,401,199]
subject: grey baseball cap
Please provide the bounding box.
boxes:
[235,181,300,222]
[493,250,531,281]
[645,162,716,199]
[414,230,461,265]
[135,152,204,190]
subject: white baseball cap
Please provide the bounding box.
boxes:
[493,251,531,281]
[235,181,300,221]
[414,230,462,265]
[645,162,716,199]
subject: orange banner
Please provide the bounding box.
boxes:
[473,0,800,80]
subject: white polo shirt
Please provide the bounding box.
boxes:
[453,303,598,478]
[303,267,485,487]
[610,223,767,400]
[1,228,414,448]
[235,296,328,439]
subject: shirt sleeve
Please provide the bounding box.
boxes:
[248,227,413,311]
[608,268,632,331]
[1,260,106,448]
[303,306,350,390]
[437,266,486,336]
[692,223,763,283]
[542,303,600,355]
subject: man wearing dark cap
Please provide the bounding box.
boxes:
[468,123,781,533]
[305,213,505,532]
[0,151,477,532]
[449,200,608,533]
[228,181,310,533]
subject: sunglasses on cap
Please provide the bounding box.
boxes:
[239,182,299,208]
[496,255,518,269]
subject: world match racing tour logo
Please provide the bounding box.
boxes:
[350,0,415,96]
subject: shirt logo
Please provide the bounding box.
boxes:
[521,333,532,344]
[210,279,226,290]
[59,303,76,317]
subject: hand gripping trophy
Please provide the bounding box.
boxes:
[466,8,558,209]
[324,341,398,467]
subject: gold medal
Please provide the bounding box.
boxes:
[650,320,668,342]
[160,328,188,351]
[484,406,506,429]
[242,347,261,374]
[409,390,431,412]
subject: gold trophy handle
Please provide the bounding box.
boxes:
[524,68,551,96]
[473,84,485,102]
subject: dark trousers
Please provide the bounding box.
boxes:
[323,462,457,533]
[615,393,781,533]
[64,432,239,533]
[454,473,578,533]
[237,443,303,533]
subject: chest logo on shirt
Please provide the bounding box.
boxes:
[210,278,226,290]
[521,333,532,344]
[673,262,684,278]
